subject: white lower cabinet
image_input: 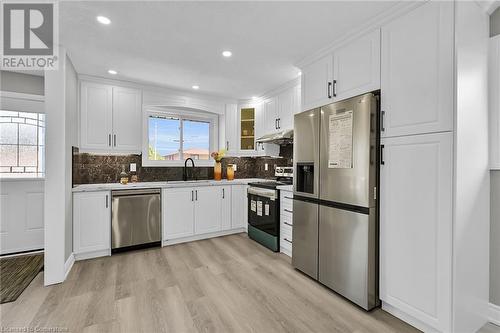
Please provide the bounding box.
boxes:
[221,186,232,230]
[163,184,247,244]
[380,132,453,332]
[279,191,293,257]
[73,191,111,259]
[162,187,195,240]
[194,187,222,234]
[231,185,248,230]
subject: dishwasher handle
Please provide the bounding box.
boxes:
[112,188,161,197]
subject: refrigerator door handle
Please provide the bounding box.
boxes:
[380,144,385,165]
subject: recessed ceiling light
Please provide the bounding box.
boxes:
[108,69,117,75]
[252,96,258,100]
[192,85,200,90]
[222,51,232,58]
[97,16,111,25]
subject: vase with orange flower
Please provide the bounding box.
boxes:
[210,149,226,181]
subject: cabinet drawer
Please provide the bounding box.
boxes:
[281,238,292,252]
[281,223,293,238]
[281,235,293,249]
[281,212,293,225]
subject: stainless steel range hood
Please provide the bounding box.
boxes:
[256,129,293,145]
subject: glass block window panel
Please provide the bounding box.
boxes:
[182,119,210,160]
[148,116,181,161]
[0,111,45,178]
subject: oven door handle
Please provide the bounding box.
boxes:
[247,187,277,200]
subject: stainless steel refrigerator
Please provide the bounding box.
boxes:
[292,92,380,310]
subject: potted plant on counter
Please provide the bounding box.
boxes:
[211,149,226,181]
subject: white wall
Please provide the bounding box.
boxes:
[65,56,78,262]
[44,48,73,285]
[0,71,44,95]
[453,2,490,331]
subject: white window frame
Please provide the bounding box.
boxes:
[142,107,219,167]
[0,91,45,180]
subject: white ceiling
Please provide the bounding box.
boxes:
[60,1,399,100]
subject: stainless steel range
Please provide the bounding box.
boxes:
[247,167,293,252]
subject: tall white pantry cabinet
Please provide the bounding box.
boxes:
[298,1,490,332]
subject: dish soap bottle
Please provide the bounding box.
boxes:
[120,165,129,185]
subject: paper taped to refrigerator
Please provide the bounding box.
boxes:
[328,110,353,169]
[251,200,256,212]
[257,201,263,216]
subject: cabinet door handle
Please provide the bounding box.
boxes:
[284,208,293,213]
[105,195,108,208]
[275,118,278,130]
[284,196,293,200]
[113,134,116,147]
[195,190,198,201]
[284,222,293,227]
[380,145,385,165]
[327,82,332,99]
[333,80,337,97]
[222,188,225,199]
[108,134,111,147]
[277,118,280,129]
[191,190,194,201]
[283,238,292,244]
[381,111,386,132]
[226,141,229,150]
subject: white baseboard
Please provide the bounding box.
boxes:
[64,253,75,280]
[280,246,292,257]
[162,228,246,246]
[382,302,441,333]
[490,303,500,327]
[74,249,111,261]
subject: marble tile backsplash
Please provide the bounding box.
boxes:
[72,145,293,186]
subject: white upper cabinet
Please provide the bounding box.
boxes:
[301,29,381,111]
[112,87,142,152]
[301,54,333,110]
[162,187,195,240]
[333,29,381,102]
[380,1,454,138]
[73,191,111,257]
[80,81,142,153]
[277,88,294,131]
[80,82,113,151]
[224,104,239,152]
[263,97,278,134]
[380,132,453,332]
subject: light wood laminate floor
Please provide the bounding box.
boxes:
[0,233,498,333]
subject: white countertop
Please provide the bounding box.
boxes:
[72,178,270,192]
[277,184,293,192]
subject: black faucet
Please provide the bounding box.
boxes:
[183,158,195,181]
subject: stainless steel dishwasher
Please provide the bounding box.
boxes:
[111,189,161,252]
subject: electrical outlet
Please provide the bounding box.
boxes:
[264,163,268,171]
[130,163,136,172]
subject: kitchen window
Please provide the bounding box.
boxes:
[143,108,218,166]
[0,110,45,178]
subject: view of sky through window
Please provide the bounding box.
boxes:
[148,115,210,161]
